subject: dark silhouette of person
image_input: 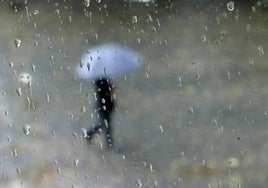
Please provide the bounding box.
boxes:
[86,78,115,148]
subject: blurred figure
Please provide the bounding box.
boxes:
[75,43,143,149]
[86,78,116,148]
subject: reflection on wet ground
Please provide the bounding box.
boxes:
[1,0,268,187]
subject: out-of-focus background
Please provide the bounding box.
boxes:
[1,0,268,187]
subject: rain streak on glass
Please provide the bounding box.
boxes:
[227,1,235,11]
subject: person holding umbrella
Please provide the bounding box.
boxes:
[75,43,143,149]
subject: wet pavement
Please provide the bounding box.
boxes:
[1,0,268,187]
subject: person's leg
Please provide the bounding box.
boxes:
[103,118,113,148]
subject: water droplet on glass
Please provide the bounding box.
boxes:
[46,93,50,103]
[81,128,88,138]
[55,9,60,16]
[16,88,22,96]
[31,64,36,72]
[81,105,86,113]
[137,179,142,188]
[14,39,21,48]
[84,0,90,7]
[57,167,61,175]
[201,35,206,42]
[189,107,194,114]
[226,70,231,80]
[16,168,22,174]
[18,72,32,84]
[33,10,39,15]
[257,45,264,56]
[245,24,251,31]
[227,1,235,11]
[149,163,153,172]
[73,159,79,167]
[211,118,218,126]
[10,148,18,156]
[23,124,31,135]
[87,63,90,71]
[159,125,164,133]
[132,15,138,23]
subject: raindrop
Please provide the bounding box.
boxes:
[211,118,218,126]
[14,39,21,48]
[16,88,22,96]
[18,72,32,84]
[189,107,194,114]
[31,64,36,72]
[87,63,90,71]
[16,168,22,174]
[81,105,86,113]
[94,33,98,40]
[257,45,264,56]
[103,67,107,75]
[73,159,79,167]
[7,136,11,142]
[51,129,56,136]
[9,62,14,67]
[10,149,18,156]
[132,15,138,23]
[159,125,164,133]
[72,132,79,140]
[245,24,251,31]
[201,35,206,42]
[57,167,61,175]
[81,128,87,138]
[46,93,50,103]
[149,163,153,172]
[249,60,254,67]
[26,97,31,111]
[147,14,152,22]
[137,179,142,188]
[227,1,235,11]
[23,124,31,135]
[33,10,39,15]
[84,0,90,7]
[55,9,60,16]
[4,110,8,116]
[226,70,231,80]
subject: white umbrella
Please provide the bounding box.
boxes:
[75,44,143,80]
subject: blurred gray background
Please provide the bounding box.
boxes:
[1,0,268,187]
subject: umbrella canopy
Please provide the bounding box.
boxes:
[75,44,143,80]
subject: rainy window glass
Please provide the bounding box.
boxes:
[1,0,267,187]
